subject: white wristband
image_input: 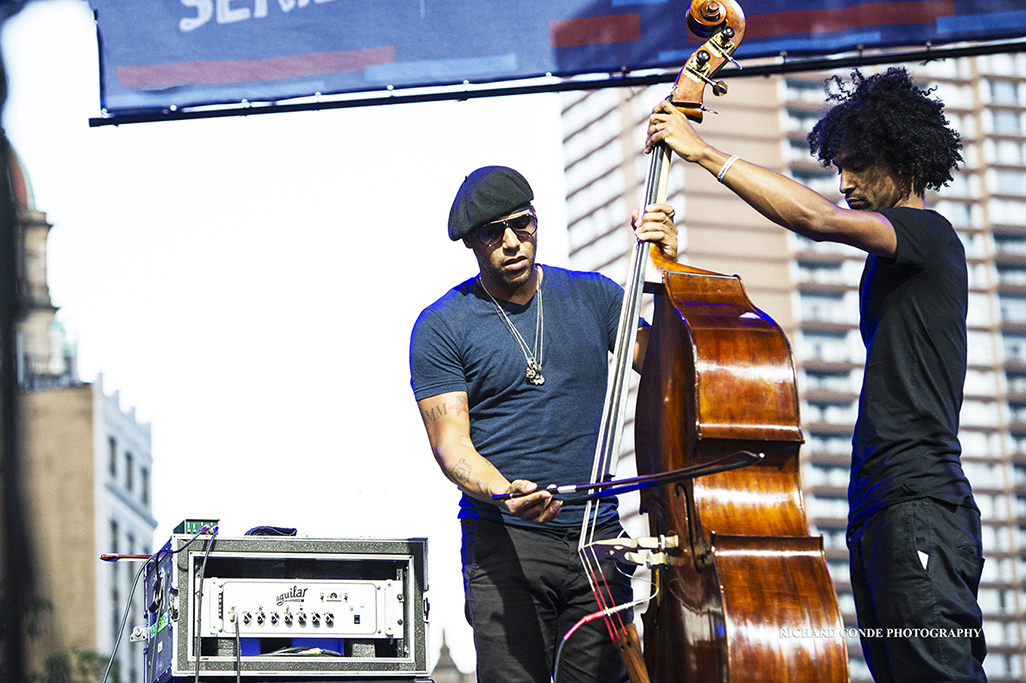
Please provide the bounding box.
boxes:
[717,154,740,183]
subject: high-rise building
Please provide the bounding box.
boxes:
[560,53,1026,682]
[9,151,157,682]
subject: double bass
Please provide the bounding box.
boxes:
[578,2,851,681]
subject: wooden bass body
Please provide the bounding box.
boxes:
[635,266,850,683]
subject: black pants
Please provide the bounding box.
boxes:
[460,517,633,683]
[848,498,987,682]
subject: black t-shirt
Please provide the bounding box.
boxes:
[409,266,629,528]
[848,207,976,532]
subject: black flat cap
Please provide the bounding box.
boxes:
[448,166,534,241]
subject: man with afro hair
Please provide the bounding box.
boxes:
[647,66,985,682]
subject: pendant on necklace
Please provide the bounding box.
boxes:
[526,363,545,386]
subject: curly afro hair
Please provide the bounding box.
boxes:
[807,66,963,196]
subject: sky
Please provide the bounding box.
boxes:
[0,0,575,671]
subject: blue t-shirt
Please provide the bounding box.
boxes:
[849,207,975,532]
[409,265,628,528]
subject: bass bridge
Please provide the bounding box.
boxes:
[587,535,679,568]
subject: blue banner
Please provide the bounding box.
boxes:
[89,1,1026,120]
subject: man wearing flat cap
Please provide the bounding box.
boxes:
[409,165,677,682]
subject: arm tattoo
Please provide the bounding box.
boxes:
[420,395,469,424]
[420,404,446,424]
[451,459,473,486]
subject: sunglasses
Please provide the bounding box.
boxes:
[476,209,538,246]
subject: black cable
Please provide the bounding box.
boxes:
[193,526,219,683]
[552,634,571,683]
[99,559,148,683]
[235,611,241,683]
[147,582,157,683]
[101,524,216,683]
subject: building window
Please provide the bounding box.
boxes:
[804,400,858,424]
[977,587,1015,615]
[980,653,1020,678]
[818,527,848,551]
[825,559,849,582]
[995,82,1023,106]
[807,494,849,519]
[124,452,133,492]
[959,431,999,458]
[994,233,1026,255]
[795,260,844,285]
[935,200,974,228]
[964,463,1005,494]
[803,369,856,393]
[992,110,1022,136]
[790,169,837,196]
[993,169,1026,195]
[1009,432,1026,455]
[930,81,973,109]
[945,111,977,140]
[1003,333,1026,362]
[967,293,994,328]
[945,172,980,199]
[110,520,120,642]
[979,53,1026,77]
[960,400,999,427]
[782,78,826,103]
[999,295,1026,323]
[799,331,852,363]
[799,292,850,324]
[981,557,1015,584]
[141,467,150,505]
[805,432,852,456]
[982,524,1011,552]
[957,231,987,259]
[989,80,1020,106]
[997,264,1026,285]
[783,107,822,132]
[783,138,814,163]
[803,463,849,487]
[108,436,117,477]
[984,138,1025,165]
[789,232,864,257]
[963,370,996,396]
[923,58,968,79]
[834,588,856,614]
[965,332,995,367]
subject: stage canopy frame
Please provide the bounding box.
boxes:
[79,1,1026,126]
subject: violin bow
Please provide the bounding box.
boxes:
[493,450,762,502]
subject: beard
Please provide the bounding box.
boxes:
[479,252,536,291]
[473,234,538,294]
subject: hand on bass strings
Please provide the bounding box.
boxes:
[632,202,679,262]
[500,479,563,524]
[646,99,721,163]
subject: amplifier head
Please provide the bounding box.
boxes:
[143,535,429,682]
